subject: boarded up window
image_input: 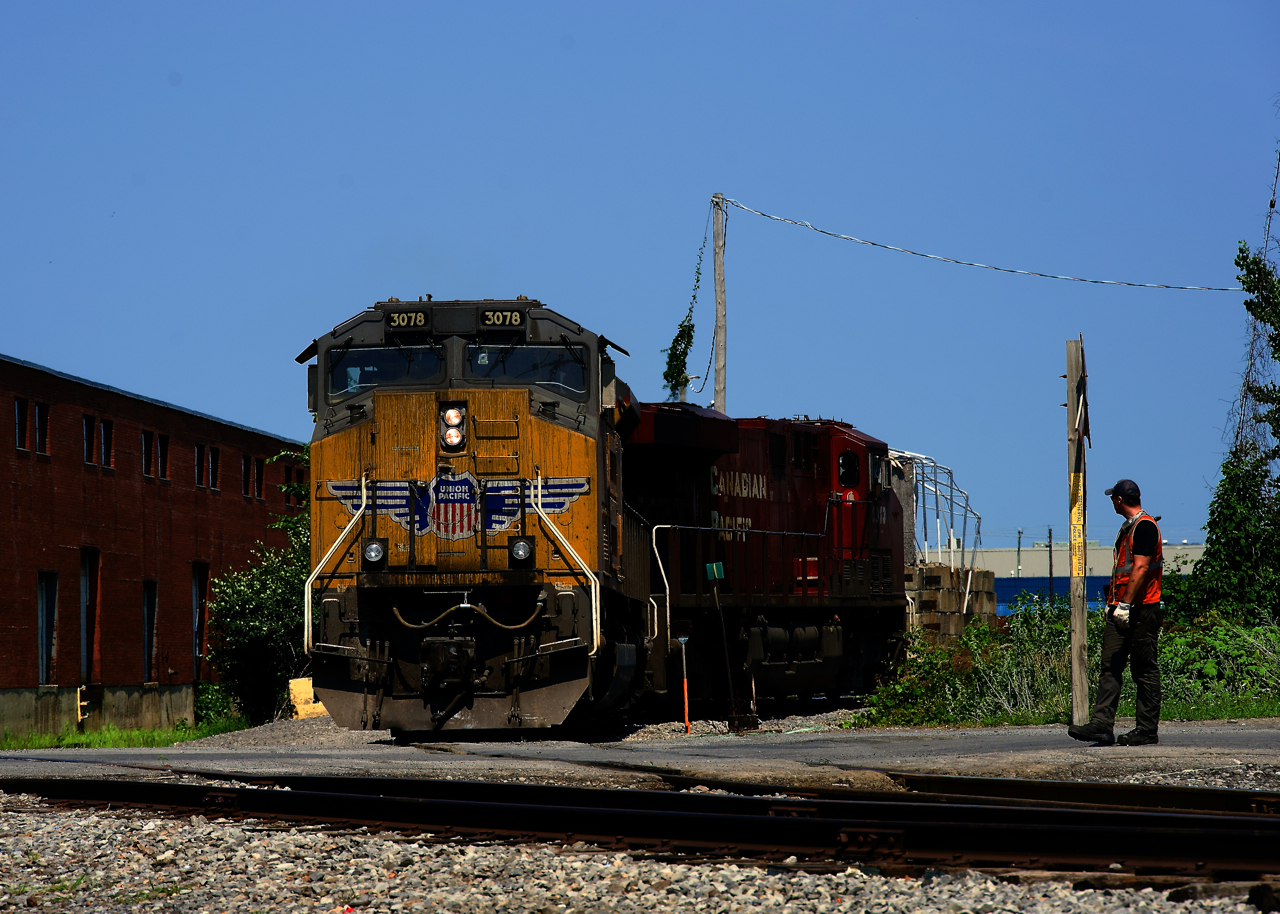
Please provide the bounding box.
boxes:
[15,398,28,449]
[37,571,58,685]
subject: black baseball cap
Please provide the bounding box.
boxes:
[1105,479,1141,502]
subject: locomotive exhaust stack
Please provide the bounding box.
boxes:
[298,297,906,737]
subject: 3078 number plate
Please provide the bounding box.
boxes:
[482,310,523,327]
[387,312,428,329]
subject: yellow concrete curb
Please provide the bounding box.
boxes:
[288,677,329,719]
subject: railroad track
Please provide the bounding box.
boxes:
[3,772,1279,880]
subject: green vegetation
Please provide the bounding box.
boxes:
[0,716,246,751]
[206,530,310,725]
[205,447,311,725]
[662,233,706,400]
[848,592,1280,728]
[1164,438,1280,625]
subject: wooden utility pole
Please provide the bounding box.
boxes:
[1066,337,1089,726]
[712,193,727,415]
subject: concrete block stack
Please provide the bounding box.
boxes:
[905,563,997,642]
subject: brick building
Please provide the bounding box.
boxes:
[2,353,304,736]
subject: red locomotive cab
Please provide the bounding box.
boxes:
[820,425,901,600]
[828,433,869,563]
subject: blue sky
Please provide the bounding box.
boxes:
[2,3,1278,547]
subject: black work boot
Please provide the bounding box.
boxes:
[1067,722,1115,745]
[1117,729,1159,746]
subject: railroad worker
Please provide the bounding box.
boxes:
[1068,479,1164,747]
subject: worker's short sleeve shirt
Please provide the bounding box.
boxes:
[1131,519,1158,557]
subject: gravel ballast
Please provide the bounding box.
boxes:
[0,791,1270,913]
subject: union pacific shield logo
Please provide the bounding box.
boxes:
[428,472,480,541]
[327,474,589,540]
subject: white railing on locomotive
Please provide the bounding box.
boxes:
[531,470,601,657]
[651,524,835,608]
[304,475,369,654]
[888,448,982,573]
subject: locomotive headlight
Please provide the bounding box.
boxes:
[363,541,385,563]
[442,426,464,447]
[511,540,532,561]
[443,408,463,427]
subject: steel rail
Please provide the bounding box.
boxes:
[153,771,1280,821]
[4,776,1280,877]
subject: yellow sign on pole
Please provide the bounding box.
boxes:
[1069,471,1085,577]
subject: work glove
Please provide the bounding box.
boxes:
[1112,602,1132,629]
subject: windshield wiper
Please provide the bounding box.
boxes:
[557,334,587,371]
[391,337,415,366]
[327,336,356,372]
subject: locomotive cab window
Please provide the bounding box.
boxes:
[838,450,860,488]
[464,344,588,401]
[327,345,444,403]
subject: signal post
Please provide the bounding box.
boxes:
[1066,338,1089,725]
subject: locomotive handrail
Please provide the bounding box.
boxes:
[651,525,674,643]
[650,523,826,607]
[532,472,601,657]
[304,474,368,654]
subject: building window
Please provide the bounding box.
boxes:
[80,548,100,684]
[157,434,170,479]
[195,444,205,486]
[241,454,252,496]
[83,415,96,463]
[284,466,293,505]
[192,562,209,676]
[37,571,58,685]
[142,580,158,683]
[254,457,265,499]
[296,470,306,506]
[209,447,220,490]
[142,430,154,477]
[34,402,49,455]
[100,419,113,467]
[15,398,29,449]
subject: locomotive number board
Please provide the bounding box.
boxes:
[386,311,429,330]
[480,309,524,327]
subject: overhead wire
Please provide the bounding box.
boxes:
[724,197,1242,292]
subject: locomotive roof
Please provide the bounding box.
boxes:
[295,297,599,364]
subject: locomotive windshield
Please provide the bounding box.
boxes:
[327,345,444,403]
[464,344,588,401]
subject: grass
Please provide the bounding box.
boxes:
[1157,693,1280,722]
[0,716,247,751]
[844,591,1280,730]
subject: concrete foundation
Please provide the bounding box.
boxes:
[0,684,193,738]
[906,563,997,642]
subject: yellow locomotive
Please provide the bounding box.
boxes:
[298,297,649,732]
[298,296,905,735]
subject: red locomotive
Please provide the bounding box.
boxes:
[624,402,906,722]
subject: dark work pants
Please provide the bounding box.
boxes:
[1090,602,1163,735]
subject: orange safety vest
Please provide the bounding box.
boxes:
[1109,511,1162,605]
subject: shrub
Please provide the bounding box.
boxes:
[192,680,240,725]
[852,590,1280,728]
[205,530,310,725]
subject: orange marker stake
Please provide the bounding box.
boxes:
[678,636,690,734]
